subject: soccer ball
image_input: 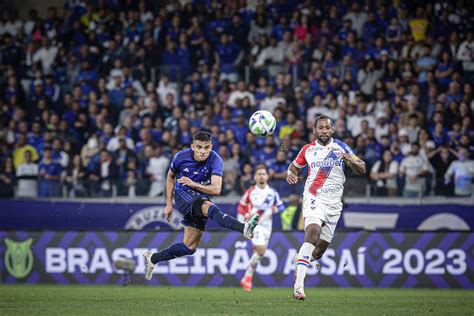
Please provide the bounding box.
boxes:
[249,110,276,136]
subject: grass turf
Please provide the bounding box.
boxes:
[0,285,473,315]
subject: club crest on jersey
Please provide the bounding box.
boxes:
[332,149,342,157]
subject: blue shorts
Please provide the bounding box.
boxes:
[174,190,210,231]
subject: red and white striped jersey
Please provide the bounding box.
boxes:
[237,185,284,229]
[292,138,355,204]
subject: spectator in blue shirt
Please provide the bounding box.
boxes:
[216,34,243,82]
[162,41,182,82]
[272,16,292,42]
[269,151,292,196]
[386,17,403,49]
[336,19,353,45]
[38,147,63,197]
[108,75,126,108]
[435,51,454,89]
[416,45,437,84]
[363,12,380,45]
[27,122,44,151]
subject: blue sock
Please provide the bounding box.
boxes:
[151,243,195,264]
[208,204,245,233]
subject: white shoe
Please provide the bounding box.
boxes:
[143,251,154,280]
[243,212,260,239]
[293,287,306,300]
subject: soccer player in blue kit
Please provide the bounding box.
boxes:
[143,131,260,280]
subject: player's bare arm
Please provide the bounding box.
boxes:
[286,162,301,184]
[164,169,177,222]
[177,174,222,196]
[340,153,366,176]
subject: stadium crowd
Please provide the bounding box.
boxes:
[0,0,473,199]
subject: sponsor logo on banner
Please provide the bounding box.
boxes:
[4,238,34,278]
[0,231,472,288]
[125,206,183,230]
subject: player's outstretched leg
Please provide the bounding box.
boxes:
[205,202,260,239]
[143,243,195,280]
[143,228,201,280]
[293,219,321,300]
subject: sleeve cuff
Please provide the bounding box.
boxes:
[293,161,305,168]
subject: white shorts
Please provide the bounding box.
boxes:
[251,225,271,247]
[302,197,343,243]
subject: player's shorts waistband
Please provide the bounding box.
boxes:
[174,189,210,201]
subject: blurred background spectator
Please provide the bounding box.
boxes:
[0,0,472,199]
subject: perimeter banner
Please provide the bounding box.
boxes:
[0,200,473,231]
[0,231,472,288]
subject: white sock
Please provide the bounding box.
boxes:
[294,242,316,290]
[245,253,263,277]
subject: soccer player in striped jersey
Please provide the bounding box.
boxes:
[143,131,260,280]
[237,165,285,291]
[286,115,366,300]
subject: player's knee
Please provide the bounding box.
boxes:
[255,248,266,257]
[192,199,211,218]
[304,228,320,245]
[201,200,213,217]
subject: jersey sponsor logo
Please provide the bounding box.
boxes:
[316,185,342,197]
[310,158,343,169]
[309,151,339,196]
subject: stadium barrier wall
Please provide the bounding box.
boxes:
[0,199,473,231]
[0,231,472,288]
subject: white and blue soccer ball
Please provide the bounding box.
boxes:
[249,110,276,137]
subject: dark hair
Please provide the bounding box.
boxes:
[254,164,267,173]
[193,131,212,142]
[314,115,332,127]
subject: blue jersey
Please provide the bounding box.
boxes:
[170,148,223,199]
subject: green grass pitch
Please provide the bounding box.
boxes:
[0,285,473,315]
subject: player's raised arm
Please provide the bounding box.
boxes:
[335,139,367,176]
[286,162,302,184]
[164,169,177,221]
[340,153,366,176]
[287,144,309,184]
[179,174,222,196]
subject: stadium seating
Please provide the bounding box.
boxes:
[0,0,473,199]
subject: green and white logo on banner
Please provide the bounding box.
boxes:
[4,238,34,279]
